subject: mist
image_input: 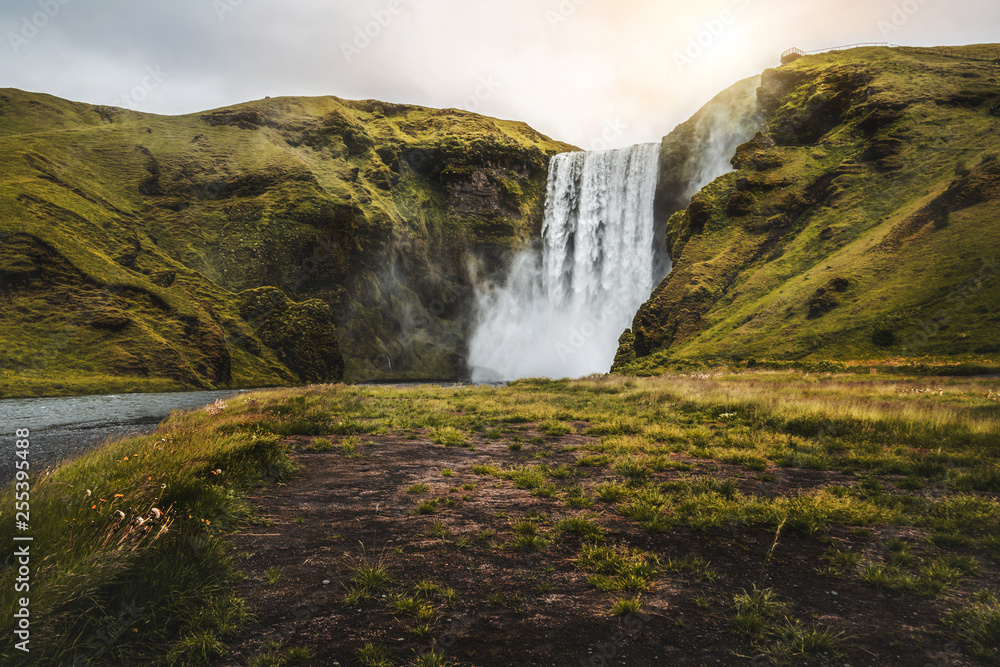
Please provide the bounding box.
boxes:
[468,144,661,381]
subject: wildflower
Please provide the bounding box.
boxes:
[115,510,125,519]
[114,494,124,498]
[85,489,92,497]
[150,508,163,519]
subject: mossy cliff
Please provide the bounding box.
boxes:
[616,45,1000,372]
[0,91,575,395]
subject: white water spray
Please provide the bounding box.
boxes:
[468,143,661,381]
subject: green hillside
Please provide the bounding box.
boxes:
[616,45,1000,373]
[0,90,575,396]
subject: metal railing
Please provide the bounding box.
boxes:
[803,42,898,54]
[780,43,896,65]
[782,43,1000,65]
[898,46,1000,63]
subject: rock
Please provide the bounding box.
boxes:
[149,270,176,287]
[238,287,344,383]
[89,309,131,330]
[731,133,780,171]
[726,189,757,216]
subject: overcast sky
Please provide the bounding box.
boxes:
[2,0,998,149]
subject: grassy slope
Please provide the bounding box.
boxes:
[0,90,575,396]
[3,375,999,663]
[619,45,1000,373]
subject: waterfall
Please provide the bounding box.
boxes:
[468,143,661,381]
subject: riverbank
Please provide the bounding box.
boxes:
[2,372,998,664]
[0,389,246,483]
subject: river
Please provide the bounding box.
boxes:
[0,389,246,483]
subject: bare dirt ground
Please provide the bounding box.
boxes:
[214,424,987,666]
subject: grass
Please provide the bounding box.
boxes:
[426,521,449,539]
[304,437,333,452]
[538,419,573,436]
[413,499,443,515]
[578,543,658,592]
[342,549,394,605]
[415,649,449,666]
[779,621,845,658]
[390,595,435,621]
[729,585,844,658]
[945,595,1000,658]
[247,644,315,666]
[553,516,604,539]
[0,87,576,395]
[430,427,468,448]
[509,530,550,552]
[0,395,299,663]
[610,597,643,616]
[663,555,719,582]
[356,642,395,667]
[858,553,977,598]
[615,48,1000,373]
[11,44,1000,663]
[5,372,1000,662]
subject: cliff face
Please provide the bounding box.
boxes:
[648,74,762,278]
[616,45,1000,372]
[0,91,575,396]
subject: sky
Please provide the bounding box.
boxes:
[2,0,998,149]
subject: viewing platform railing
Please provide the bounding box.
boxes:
[804,42,899,54]
[781,43,897,64]
[782,43,1000,66]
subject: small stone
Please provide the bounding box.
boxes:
[322,580,330,585]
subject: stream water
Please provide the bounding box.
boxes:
[469,143,663,381]
[0,389,244,482]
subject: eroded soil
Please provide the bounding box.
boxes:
[215,425,989,666]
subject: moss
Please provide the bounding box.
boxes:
[0,90,577,395]
[620,45,1000,372]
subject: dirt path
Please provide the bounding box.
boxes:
[214,429,982,666]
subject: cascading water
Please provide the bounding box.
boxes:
[468,77,762,381]
[468,143,661,381]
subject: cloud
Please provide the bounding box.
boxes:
[1,0,998,147]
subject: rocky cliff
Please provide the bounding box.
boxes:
[615,44,1000,372]
[0,91,575,396]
